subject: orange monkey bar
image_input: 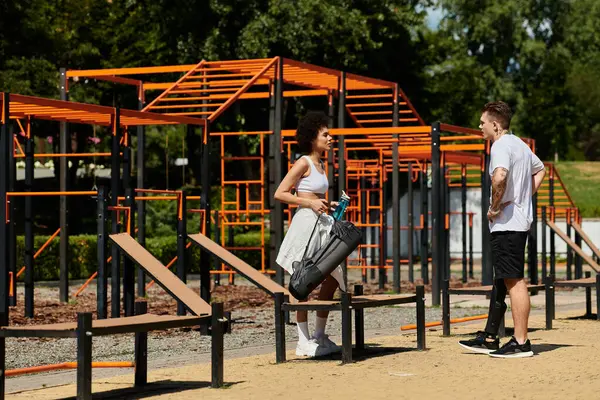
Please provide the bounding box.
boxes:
[1,93,205,127]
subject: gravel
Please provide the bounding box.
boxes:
[5,304,481,370]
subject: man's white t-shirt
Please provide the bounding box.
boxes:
[489,133,545,233]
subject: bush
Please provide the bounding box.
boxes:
[14,231,271,282]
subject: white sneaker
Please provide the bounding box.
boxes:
[295,339,331,357]
[315,334,341,353]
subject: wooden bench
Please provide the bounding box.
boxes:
[188,232,426,363]
[0,233,227,400]
[548,273,600,324]
[442,279,548,336]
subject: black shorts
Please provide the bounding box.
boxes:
[491,230,529,280]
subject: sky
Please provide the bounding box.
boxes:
[425,6,444,30]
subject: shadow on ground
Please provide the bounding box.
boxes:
[566,313,598,321]
[287,344,422,364]
[55,380,244,400]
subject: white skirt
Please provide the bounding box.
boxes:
[276,208,346,291]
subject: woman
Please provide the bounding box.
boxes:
[274,111,345,357]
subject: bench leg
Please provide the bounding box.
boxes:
[442,280,450,337]
[274,293,286,363]
[416,285,426,351]
[353,285,364,351]
[585,272,592,317]
[341,292,352,364]
[596,274,600,321]
[211,303,224,388]
[77,312,93,400]
[134,302,148,387]
[545,275,555,330]
[0,312,5,400]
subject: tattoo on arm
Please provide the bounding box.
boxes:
[490,167,508,212]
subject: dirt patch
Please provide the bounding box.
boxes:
[9,311,600,400]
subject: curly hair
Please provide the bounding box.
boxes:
[482,101,513,130]
[295,111,329,154]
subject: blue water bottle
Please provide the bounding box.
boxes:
[332,191,351,221]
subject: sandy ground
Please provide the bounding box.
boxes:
[7,309,600,400]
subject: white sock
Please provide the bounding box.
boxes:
[297,321,311,344]
[313,316,328,339]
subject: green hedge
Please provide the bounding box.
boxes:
[15,232,270,282]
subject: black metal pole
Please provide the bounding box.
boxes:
[177,194,188,316]
[420,164,429,284]
[327,91,336,201]
[59,67,69,303]
[123,187,135,317]
[76,312,93,399]
[360,176,368,283]
[469,214,474,279]
[7,120,15,308]
[566,211,573,281]
[481,148,493,285]
[441,168,448,282]
[379,174,387,289]
[541,206,547,279]
[134,301,148,387]
[529,191,538,284]
[110,110,122,318]
[431,122,441,306]
[268,81,276,281]
[461,165,467,283]
[445,171,451,281]
[392,91,400,292]
[337,72,347,288]
[24,127,34,318]
[408,162,414,283]
[200,125,212,307]
[136,95,146,297]
[370,187,378,282]
[97,185,108,319]
[549,171,555,278]
[575,210,583,279]
[0,93,11,324]
[354,285,365,350]
[273,60,284,287]
[337,72,346,199]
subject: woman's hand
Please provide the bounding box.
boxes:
[309,199,329,214]
[329,201,339,212]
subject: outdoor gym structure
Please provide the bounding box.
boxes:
[1,56,600,398]
[3,57,599,311]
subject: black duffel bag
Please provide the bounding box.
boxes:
[289,218,362,301]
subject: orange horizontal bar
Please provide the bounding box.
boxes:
[67,65,197,77]
[7,191,96,197]
[5,361,134,377]
[356,119,393,123]
[439,123,482,137]
[346,94,393,99]
[346,103,394,108]
[400,314,488,331]
[15,152,113,158]
[282,126,431,137]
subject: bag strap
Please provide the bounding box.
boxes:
[300,215,321,261]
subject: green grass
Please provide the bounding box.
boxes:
[555,162,600,218]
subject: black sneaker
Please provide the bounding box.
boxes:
[489,336,534,358]
[458,331,500,354]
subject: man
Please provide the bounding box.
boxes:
[459,101,546,358]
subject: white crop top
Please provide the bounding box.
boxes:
[296,156,329,194]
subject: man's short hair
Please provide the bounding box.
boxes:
[482,101,512,130]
